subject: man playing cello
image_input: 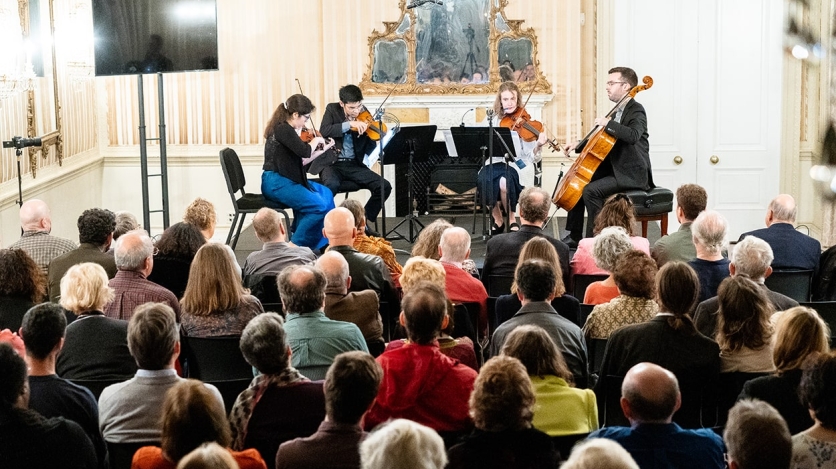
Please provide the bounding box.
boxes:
[562,66,654,247]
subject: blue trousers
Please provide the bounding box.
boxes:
[262,171,334,250]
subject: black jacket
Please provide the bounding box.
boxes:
[314,102,377,175]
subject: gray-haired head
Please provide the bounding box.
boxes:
[592,226,633,272]
[732,236,773,281]
[439,227,471,263]
[240,312,289,374]
[114,230,154,271]
[113,211,140,241]
[768,194,796,223]
[691,210,727,256]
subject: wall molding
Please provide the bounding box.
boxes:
[0,149,103,210]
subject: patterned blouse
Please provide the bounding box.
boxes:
[354,234,403,278]
[181,294,264,337]
[582,295,659,339]
[792,433,836,469]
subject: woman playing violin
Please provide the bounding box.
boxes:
[478,81,548,234]
[262,94,336,251]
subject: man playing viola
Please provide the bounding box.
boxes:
[316,84,392,236]
[562,66,653,247]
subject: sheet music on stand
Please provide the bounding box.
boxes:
[364,128,397,167]
[449,126,524,166]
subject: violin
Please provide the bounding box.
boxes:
[350,106,388,141]
[499,108,561,152]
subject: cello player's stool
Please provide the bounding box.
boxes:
[625,187,674,238]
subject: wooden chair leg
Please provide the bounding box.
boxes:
[660,213,669,236]
[641,220,649,238]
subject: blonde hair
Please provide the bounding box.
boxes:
[772,306,831,374]
[183,198,217,235]
[561,438,640,469]
[412,219,452,259]
[401,257,446,293]
[181,244,248,316]
[176,442,239,469]
[510,237,566,297]
[59,262,114,313]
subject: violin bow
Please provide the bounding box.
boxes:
[294,78,323,134]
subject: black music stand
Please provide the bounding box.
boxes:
[382,125,437,242]
[450,126,519,238]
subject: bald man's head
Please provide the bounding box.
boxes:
[323,207,357,246]
[438,227,471,263]
[767,194,797,224]
[19,199,51,232]
[316,251,350,293]
[620,363,681,424]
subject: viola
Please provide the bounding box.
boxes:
[499,108,561,152]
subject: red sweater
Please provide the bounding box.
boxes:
[365,342,477,432]
[441,262,488,332]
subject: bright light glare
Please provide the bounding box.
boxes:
[791,44,809,59]
[173,2,214,20]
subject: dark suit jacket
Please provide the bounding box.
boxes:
[56,313,137,381]
[329,245,400,318]
[693,285,798,339]
[739,369,812,434]
[482,225,571,291]
[738,223,821,271]
[314,102,377,175]
[48,243,117,302]
[597,316,720,428]
[599,99,653,190]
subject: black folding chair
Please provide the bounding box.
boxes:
[572,274,609,302]
[765,269,814,302]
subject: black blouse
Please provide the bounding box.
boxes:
[263,121,312,187]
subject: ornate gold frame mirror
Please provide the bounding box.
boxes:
[18,0,62,177]
[359,0,551,95]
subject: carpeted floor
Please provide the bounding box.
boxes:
[231,213,664,268]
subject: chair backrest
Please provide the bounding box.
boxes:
[572,274,609,301]
[764,269,814,302]
[716,371,769,426]
[219,147,246,197]
[243,273,281,305]
[578,304,594,329]
[211,378,254,415]
[587,338,608,376]
[602,374,629,427]
[486,275,515,297]
[108,441,159,469]
[452,303,478,346]
[70,379,125,401]
[552,433,590,462]
[182,335,252,381]
[800,301,836,346]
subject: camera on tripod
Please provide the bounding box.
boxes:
[2,136,42,150]
[463,24,475,41]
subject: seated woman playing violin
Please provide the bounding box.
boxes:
[478,81,548,234]
[315,84,392,235]
[261,94,336,251]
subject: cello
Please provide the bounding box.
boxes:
[552,76,653,210]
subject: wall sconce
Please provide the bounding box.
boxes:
[0,0,36,100]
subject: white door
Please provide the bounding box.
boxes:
[613,0,783,239]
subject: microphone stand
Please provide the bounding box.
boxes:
[490,127,517,232]
[375,107,398,239]
[485,109,495,239]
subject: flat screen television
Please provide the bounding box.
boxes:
[92,0,219,76]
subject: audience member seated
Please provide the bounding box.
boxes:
[560,438,639,469]
[583,227,634,305]
[491,259,589,389]
[412,218,478,277]
[570,193,650,277]
[0,342,97,468]
[501,325,598,436]
[180,244,264,338]
[230,313,326,469]
[104,230,181,321]
[688,210,731,303]
[341,199,402,283]
[365,283,478,433]
[813,244,836,301]
[108,210,140,255]
[183,197,241,275]
[793,352,836,469]
[439,227,489,333]
[495,238,581,328]
[738,194,821,271]
[597,262,720,429]
[716,275,775,373]
[132,380,266,469]
[694,235,798,339]
[0,249,44,331]
[583,250,658,339]
[590,363,725,468]
[738,306,830,434]
[482,187,570,289]
[100,303,222,443]
[21,303,107,468]
[360,419,447,469]
[48,208,117,302]
[317,251,384,355]
[279,265,368,380]
[177,442,241,469]
[386,257,478,370]
[0,329,25,358]
[652,184,707,267]
[724,399,791,469]
[148,222,206,299]
[447,356,557,469]
[276,351,383,469]
[9,199,76,278]
[242,208,316,286]
[323,207,399,320]
[56,262,136,380]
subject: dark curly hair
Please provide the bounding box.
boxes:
[155,222,206,259]
[77,208,116,246]
[799,352,836,430]
[613,250,657,299]
[0,249,45,302]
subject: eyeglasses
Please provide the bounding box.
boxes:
[301,114,311,121]
[606,81,627,87]
[152,247,159,256]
